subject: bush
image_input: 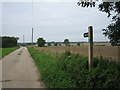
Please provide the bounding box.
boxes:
[28,47,120,88]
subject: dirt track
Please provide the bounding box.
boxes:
[1,47,45,88]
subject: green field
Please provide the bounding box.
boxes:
[28,47,120,88]
[0,47,20,59]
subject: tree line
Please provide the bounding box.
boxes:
[1,36,19,48]
[37,38,81,47]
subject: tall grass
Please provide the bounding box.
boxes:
[28,47,120,88]
[1,46,20,59]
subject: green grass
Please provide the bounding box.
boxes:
[28,47,120,88]
[0,46,20,59]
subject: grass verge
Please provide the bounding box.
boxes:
[0,46,20,59]
[28,47,120,88]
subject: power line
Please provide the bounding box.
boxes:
[32,0,34,46]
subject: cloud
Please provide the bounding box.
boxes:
[2,2,111,42]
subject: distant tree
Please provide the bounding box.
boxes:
[59,44,61,46]
[0,37,2,48]
[48,43,51,46]
[77,42,81,46]
[54,43,58,46]
[64,39,69,46]
[2,36,18,48]
[77,1,120,45]
[51,41,55,44]
[37,38,46,47]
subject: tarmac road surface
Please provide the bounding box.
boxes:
[1,47,45,88]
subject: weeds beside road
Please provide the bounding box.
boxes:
[28,47,120,88]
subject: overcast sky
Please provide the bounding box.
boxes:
[2,2,111,42]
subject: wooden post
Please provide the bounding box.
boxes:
[88,26,93,71]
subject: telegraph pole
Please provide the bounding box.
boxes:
[32,0,33,46]
[32,28,33,46]
[23,35,24,46]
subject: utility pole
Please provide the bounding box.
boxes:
[32,0,34,46]
[32,28,33,46]
[88,26,93,71]
[23,35,24,46]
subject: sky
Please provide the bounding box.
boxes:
[2,2,112,43]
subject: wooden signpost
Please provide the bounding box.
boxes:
[83,26,93,71]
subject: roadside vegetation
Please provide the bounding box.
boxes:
[28,47,120,88]
[0,36,20,59]
[1,47,20,59]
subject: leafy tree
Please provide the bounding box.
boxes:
[37,38,46,47]
[51,41,55,44]
[77,42,81,46]
[54,43,58,46]
[15,37,19,41]
[77,1,120,45]
[59,44,61,46]
[99,2,120,45]
[0,37,2,48]
[64,39,69,46]
[77,1,95,7]
[1,36,18,48]
[48,43,51,46]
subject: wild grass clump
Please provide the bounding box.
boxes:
[28,47,120,88]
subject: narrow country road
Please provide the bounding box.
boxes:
[1,47,45,88]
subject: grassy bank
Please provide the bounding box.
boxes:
[0,46,20,59]
[28,47,120,88]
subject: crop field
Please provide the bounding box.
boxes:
[34,46,120,63]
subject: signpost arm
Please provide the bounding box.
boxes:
[88,26,93,71]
